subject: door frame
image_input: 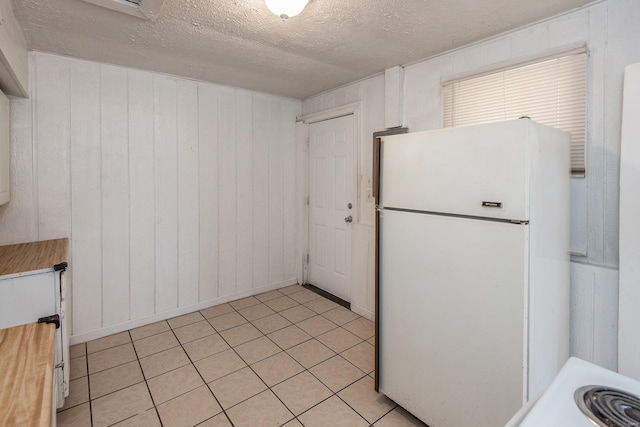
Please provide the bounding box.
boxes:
[296,102,362,288]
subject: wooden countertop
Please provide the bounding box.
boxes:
[0,322,56,427]
[0,238,68,276]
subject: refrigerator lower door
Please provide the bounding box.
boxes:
[378,209,529,427]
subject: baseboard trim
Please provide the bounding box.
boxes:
[70,278,298,345]
[351,303,374,321]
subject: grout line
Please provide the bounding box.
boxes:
[127,329,165,427]
[169,311,235,426]
[58,347,93,423]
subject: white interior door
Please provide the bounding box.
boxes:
[308,115,355,302]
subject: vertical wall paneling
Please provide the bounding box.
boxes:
[217,88,237,297]
[282,102,297,280]
[268,100,284,284]
[197,84,219,301]
[36,55,71,240]
[154,76,179,312]
[128,70,156,319]
[3,52,301,342]
[101,65,131,326]
[69,61,102,334]
[236,90,253,293]
[177,81,200,307]
[252,95,270,288]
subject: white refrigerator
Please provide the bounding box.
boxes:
[376,119,570,427]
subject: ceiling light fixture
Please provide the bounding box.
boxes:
[265,0,308,21]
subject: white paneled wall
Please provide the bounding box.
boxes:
[0,52,301,342]
[302,0,640,369]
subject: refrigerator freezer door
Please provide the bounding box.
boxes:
[380,120,530,221]
[378,209,528,427]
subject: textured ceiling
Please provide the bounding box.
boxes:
[12,0,594,99]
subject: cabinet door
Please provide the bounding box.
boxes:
[0,88,9,205]
[0,272,57,328]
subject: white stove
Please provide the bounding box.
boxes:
[506,357,640,426]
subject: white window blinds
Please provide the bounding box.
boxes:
[443,50,587,174]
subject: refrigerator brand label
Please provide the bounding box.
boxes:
[482,201,502,208]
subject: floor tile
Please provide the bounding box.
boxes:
[62,376,89,409]
[198,413,234,426]
[268,325,312,350]
[219,323,262,347]
[194,348,247,383]
[69,343,86,359]
[297,315,339,337]
[278,285,305,295]
[200,303,234,319]
[264,296,298,312]
[59,290,424,427]
[255,289,285,302]
[208,312,247,332]
[288,288,321,304]
[208,366,267,409]
[132,331,179,358]
[147,364,204,404]
[69,356,87,380]
[88,343,137,374]
[234,336,281,364]
[298,395,369,427]
[251,313,292,334]
[91,382,153,427]
[368,336,375,346]
[157,386,222,427]
[251,351,304,387]
[56,402,91,427]
[173,320,215,344]
[87,332,131,354]
[322,306,360,325]
[304,297,340,314]
[237,302,276,321]
[286,339,336,369]
[272,371,332,415]
[129,321,170,341]
[90,360,144,399]
[338,376,395,423]
[139,346,190,379]
[167,311,205,329]
[280,305,317,323]
[228,296,261,310]
[343,317,375,340]
[309,355,366,392]
[182,333,230,362]
[226,390,294,427]
[316,327,362,353]
[113,408,161,426]
[341,341,375,373]
[373,407,429,426]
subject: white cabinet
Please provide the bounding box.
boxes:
[0,88,8,206]
[0,239,70,409]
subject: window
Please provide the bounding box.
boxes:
[443,50,587,174]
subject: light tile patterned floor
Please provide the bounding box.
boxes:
[56,285,428,427]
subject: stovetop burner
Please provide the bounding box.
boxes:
[575,386,640,427]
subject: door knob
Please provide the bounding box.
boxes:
[345,215,353,223]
